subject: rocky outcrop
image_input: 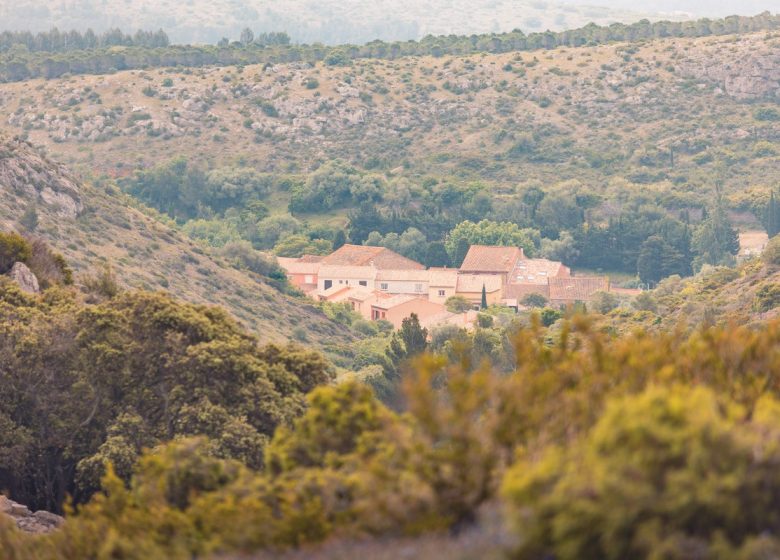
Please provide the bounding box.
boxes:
[676,50,780,101]
[0,496,63,534]
[0,136,83,218]
[8,262,40,294]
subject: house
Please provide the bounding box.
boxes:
[455,274,503,307]
[428,268,459,304]
[548,276,610,306]
[275,257,321,293]
[316,284,354,303]
[316,265,377,293]
[459,245,524,286]
[375,269,430,296]
[512,258,570,285]
[503,282,551,308]
[346,288,386,320]
[370,296,451,330]
[281,241,611,328]
[320,244,425,270]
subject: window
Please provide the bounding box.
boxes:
[324,280,332,290]
[380,283,388,291]
[438,289,446,297]
[415,284,423,293]
[304,275,313,284]
[339,280,344,284]
[359,280,367,287]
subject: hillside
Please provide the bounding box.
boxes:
[0,0,676,45]
[0,135,358,365]
[1,29,777,194]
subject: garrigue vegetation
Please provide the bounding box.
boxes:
[4,275,780,557]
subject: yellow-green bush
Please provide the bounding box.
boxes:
[6,318,780,558]
[502,384,780,559]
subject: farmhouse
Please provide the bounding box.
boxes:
[277,243,611,329]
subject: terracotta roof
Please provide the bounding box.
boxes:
[428,268,459,287]
[321,244,424,270]
[549,277,610,302]
[317,285,352,300]
[318,265,377,279]
[277,258,321,275]
[347,289,381,302]
[376,269,431,282]
[456,274,503,293]
[298,254,325,263]
[459,245,524,274]
[512,258,567,284]
[371,294,418,310]
[504,283,550,300]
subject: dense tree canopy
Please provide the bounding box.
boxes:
[0,280,331,512]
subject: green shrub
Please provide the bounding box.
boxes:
[755,283,780,312]
[0,231,31,274]
[764,235,780,266]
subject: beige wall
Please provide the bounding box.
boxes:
[378,298,448,330]
[376,279,429,295]
[429,286,456,305]
[349,294,381,320]
[456,290,503,307]
[317,273,374,292]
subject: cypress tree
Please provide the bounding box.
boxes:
[767,191,779,238]
[481,283,488,309]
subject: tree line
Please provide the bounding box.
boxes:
[0,28,170,53]
[1,11,778,81]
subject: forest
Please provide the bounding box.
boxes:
[123,156,743,284]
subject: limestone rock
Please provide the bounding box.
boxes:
[0,496,63,534]
[8,262,40,294]
[0,137,83,218]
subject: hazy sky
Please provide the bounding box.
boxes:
[564,1,778,17]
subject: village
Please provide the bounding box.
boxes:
[277,244,611,330]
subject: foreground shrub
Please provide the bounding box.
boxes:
[502,384,780,559]
[0,231,31,273]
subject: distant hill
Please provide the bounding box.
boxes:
[0,0,678,45]
[1,27,776,201]
[565,1,778,18]
[0,135,359,366]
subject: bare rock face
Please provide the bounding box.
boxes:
[0,496,63,534]
[8,262,40,294]
[0,136,83,218]
[677,51,780,101]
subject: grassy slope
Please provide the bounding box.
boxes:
[0,136,358,366]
